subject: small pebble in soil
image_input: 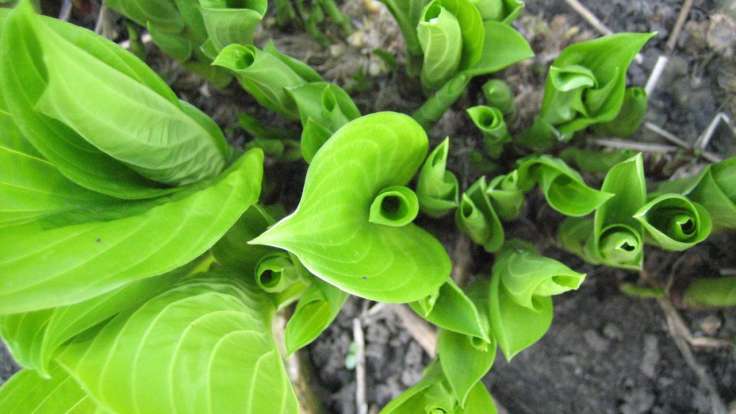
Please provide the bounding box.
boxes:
[640,335,660,379]
[698,314,722,336]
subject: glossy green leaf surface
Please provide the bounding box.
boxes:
[0,149,263,314]
[683,277,736,308]
[251,112,451,303]
[456,176,505,252]
[595,87,648,138]
[285,277,348,354]
[212,204,278,272]
[416,138,460,217]
[463,20,533,77]
[634,193,712,251]
[410,279,488,340]
[470,0,523,22]
[486,171,525,221]
[0,365,97,413]
[481,79,514,115]
[489,241,585,360]
[199,0,267,51]
[418,2,463,90]
[57,271,298,414]
[467,105,509,158]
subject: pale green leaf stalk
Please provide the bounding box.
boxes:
[413,73,471,130]
[683,277,736,308]
[250,113,451,303]
[214,43,322,119]
[416,138,460,217]
[0,364,97,412]
[456,176,505,252]
[527,33,654,147]
[560,154,646,269]
[410,280,489,340]
[0,3,232,196]
[467,105,510,158]
[489,240,586,360]
[481,79,515,115]
[57,271,299,414]
[516,155,613,217]
[285,277,348,354]
[595,87,648,138]
[380,0,429,63]
[656,157,736,230]
[418,2,464,90]
[633,194,712,251]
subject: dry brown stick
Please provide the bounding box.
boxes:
[657,299,728,414]
[666,0,695,52]
[390,304,437,357]
[353,318,368,414]
[451,234,473,287]
[564,0,613,36]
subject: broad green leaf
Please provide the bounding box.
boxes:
[418,2,463,90]
[104,0,184,32]
[285,277,348,354]
[481,79,514,115]
[379,0,428,58]
[467,105,509,158]
[251,112,451,303]
[456,176,505,252]
[683,277,736,308]
[595,87,648,138]
[0,4,220,198]
[463,20,534,77]
[489,241,585,360]
[0,264,198,375]
[469,0,523,22]
[199,0,267,51]
[410,279,488,340]
[516,155,613,217]
[0,365,98,413]
[0,149,263,314]
[559,147,637,173]
[57,271,298,414]
[413,73,471,130]
[539,33,654,137]
[633,193,712,251]
[147,21,193,61]
[416,137,460,218]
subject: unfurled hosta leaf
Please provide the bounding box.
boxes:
[57,271,298,414]
[656,157,736,230]
[417,138,460,217]
[634,194,712,251]
[559,147,637,173]
[462,20,533,77]
[251,113,451,303]
[469,0,523,22]
[683,277,736,308]
[490,241,585,360]
[0,365,97,413]
[0,264,198,375]
[285,277,348,354]
[0,149,263,314]
[561,154,646,269]
[287,81,361,162]
[214,42,322,119]
[467,105,509,158]
[517,155,613,217]
[481,79,515,115]
[595,87,648,138]
[456,176,505,252]
[537,33,654,139]
[0,4,231,196]
[418,1,464,90]
[410,280,488,340]
[199,0,267,52]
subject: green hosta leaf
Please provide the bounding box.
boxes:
[416,137,460,217]
[410,279,488,340]
[287,81,361,162]
[595,87,648,138]
[212,204,278,272]
[251,112,451,303]
[254,252,310,309]
[380,0,428,58]
[683,277,736,308]
[428,0,485,70]
[633,193,712,251]
[462,20,534,77]
[57,271,298,414]
[486,171,525,220]
[517,155,613,217]
[199,0,267,51]
[559,147,637,174]
[104,0,184,32]
[490,241,585,360]
[0,4,229,197]
[0,264,198,375]
[657,157,736,230]
[214,42,321,119]
[285,277,348,354]
[418,2,463,90]
[147,21,193,61]
[539,33,654,137]
[481,79,514,115]
[0,149,263,314]
[469,0,523,22]
[467,105,509,158]
[456,176,505,252]
[413,73,471,130]
[0,365,97,413]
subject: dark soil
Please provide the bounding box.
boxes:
[2,0,736,413]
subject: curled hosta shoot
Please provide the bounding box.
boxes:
[251,112,451,303]
[467,105,509,158]
[418,2,463,90]
[634,194,712,251]
[481,79,515,115]
[486,171,525,220]
[255,252,303,293]
[490,240,586,360]
[410,280,489,340]
[417,138,460,218]
[595,87,648,138]
[214,42,322,119]
[285,277,348,354]
[517,155,613,217]
[656,157,736,230]
[199,0,268,52]
[456,176,505,252]
[683,277,736,308]
[370,186,421,227]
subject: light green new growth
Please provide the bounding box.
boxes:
[417,138,460,218]
[634,194,712,251]
[467,105,510,158]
